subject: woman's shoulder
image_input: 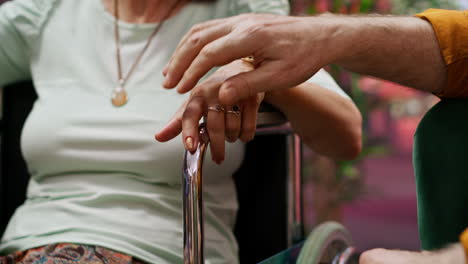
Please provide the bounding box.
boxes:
[1,0,60,33]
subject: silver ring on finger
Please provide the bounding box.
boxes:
[208,104,225,113]
[226,105,241,116]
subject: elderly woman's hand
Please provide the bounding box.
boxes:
[156,60,263,164]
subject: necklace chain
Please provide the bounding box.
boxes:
[112,0,179,106]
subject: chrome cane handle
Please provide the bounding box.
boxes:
[183,124,209,264]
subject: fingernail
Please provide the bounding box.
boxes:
[185,137,194,150]
[163,74,171,88]
[177,85,186,94]
[154,134,159,141]
[162,66,168,76]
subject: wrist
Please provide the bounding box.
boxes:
[264,85,303,112]
[306,15,366,66]
[263,88,290,109]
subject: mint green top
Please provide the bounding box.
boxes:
[0,1,346,263]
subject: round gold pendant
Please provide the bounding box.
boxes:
[112,87,128,107]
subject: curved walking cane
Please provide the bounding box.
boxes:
[182,124,209,264]
[182,104,304,264]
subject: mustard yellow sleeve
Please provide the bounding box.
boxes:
[415,9,468,98]
[460,228,468,263]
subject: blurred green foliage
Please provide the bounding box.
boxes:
[392,0,459,14]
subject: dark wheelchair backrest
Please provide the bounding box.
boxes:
[0,81,290,263]
[0,81,36,237]
[413,99,468,250]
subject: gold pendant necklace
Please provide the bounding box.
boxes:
[112,0,180,107]
[111,80,128,107]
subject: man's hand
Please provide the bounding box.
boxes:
[163,13,445,105]
[162,14,334,105]
[360,245,466,264]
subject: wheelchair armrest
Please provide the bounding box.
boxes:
[257,102,288,129]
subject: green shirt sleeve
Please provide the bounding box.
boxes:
[229,0,290,16]
[0,0,53,86]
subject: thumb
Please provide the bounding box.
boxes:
[219,61,288,105]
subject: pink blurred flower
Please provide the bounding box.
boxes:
[376,0,392,12]
[316,0,330,13]
[359,76,420,99]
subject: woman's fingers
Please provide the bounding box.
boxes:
[154,117,182,142]
[225,105,242,142]
[206,104,226,164]
[156,96,258,164]
[181,96,206,152]
[155,100,188,142]
[161,56,267,164]
[240,94,263,142]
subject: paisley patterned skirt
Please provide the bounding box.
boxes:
[0,243,148,264]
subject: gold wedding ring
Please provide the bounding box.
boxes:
[241,56,255,67]
[208,104,225,113]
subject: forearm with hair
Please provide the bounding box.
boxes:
[320,15,446,93]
